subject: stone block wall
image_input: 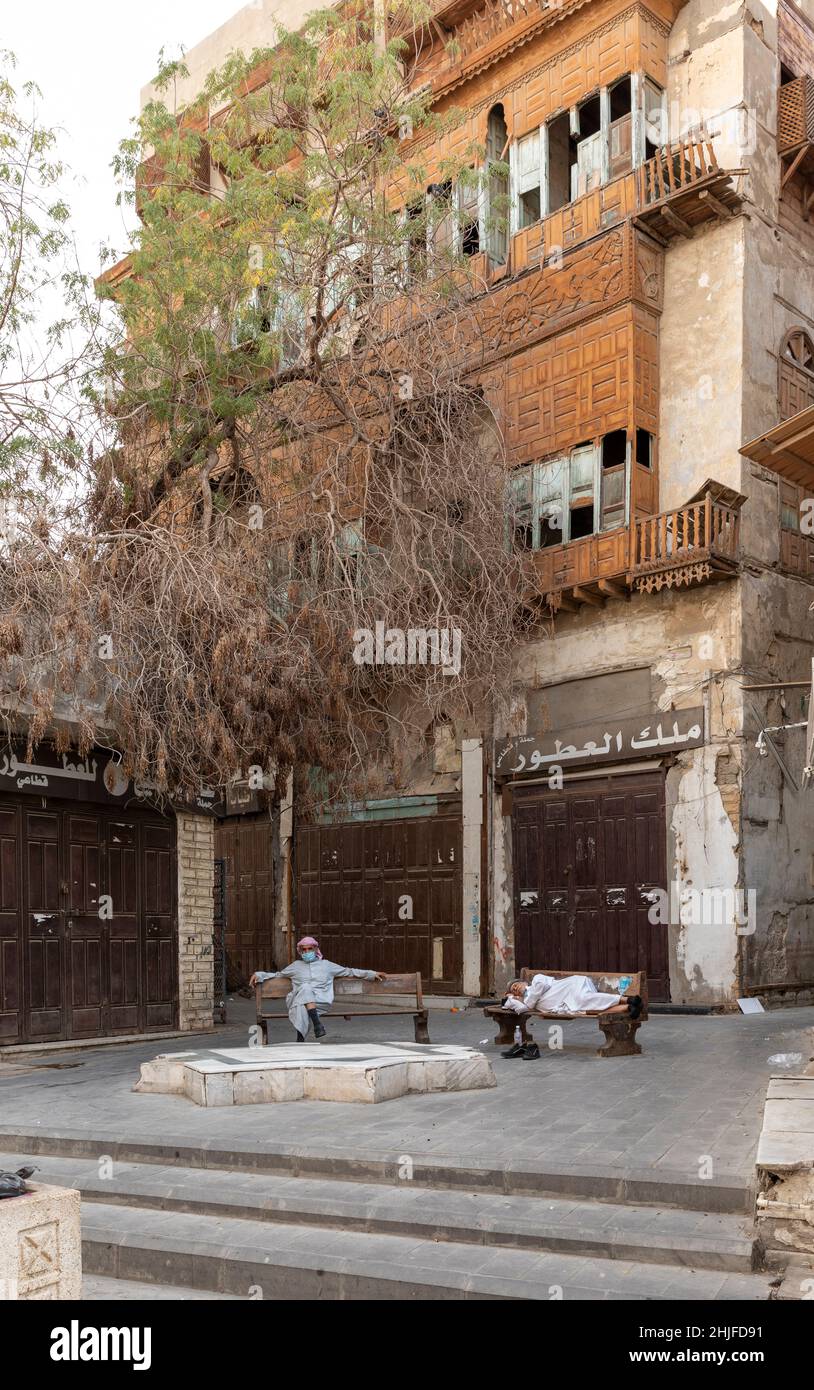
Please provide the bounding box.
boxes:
[176,812,215,1032]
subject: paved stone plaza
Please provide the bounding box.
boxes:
[1,1004,811,1300]
[1,1002,811,1182]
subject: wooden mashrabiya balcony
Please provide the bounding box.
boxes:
[525,481,743,614]
[634,132,743,243]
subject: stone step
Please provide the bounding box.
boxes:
[6,1153,758,1273]
[83,1275,243,1301]
[80,1201,774,1301]
[0,1128,752,1213]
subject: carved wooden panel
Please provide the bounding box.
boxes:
[530,525,629,593]
[464,224,633,375]
[632,305,659,429]
[504,306,632,461]
[406,4,670,175]
[633,233,664,312]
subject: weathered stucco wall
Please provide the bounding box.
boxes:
[739,571,814,995]
[495,581,746,1004]
[737,1,814,996]
[659,0,751,513]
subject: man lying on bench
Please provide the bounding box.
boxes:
[502,972,644,1023]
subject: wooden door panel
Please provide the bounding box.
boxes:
[0,806,22,1040]
[65,812,106,1038]
[512,773,669,1000]
[214,815,274,978]
[24,811,64,1040]
[4,793,176,1044]
[296,808,463,992]
[512,804,542,972]
[106,819,140,1033]
[142,822,176,1030]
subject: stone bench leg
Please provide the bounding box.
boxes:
[414,1010,430,1044]
[491,1013,531,1046]
[597,1016,642,1057]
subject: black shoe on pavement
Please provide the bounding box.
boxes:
[501,1042,525,1058]
[295,1030,305,1042]
[310,1009,327,1039]
[521,1042,541,1059]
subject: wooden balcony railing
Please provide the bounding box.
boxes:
[778,75,814,157]
[637,132,718,206]
[631,496,740,593]
[634,131,741,240]
[448,0,548,62]
[525,491,741,612]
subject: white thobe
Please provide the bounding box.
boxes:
[254,959,379,1036]
[504,973,622,1015]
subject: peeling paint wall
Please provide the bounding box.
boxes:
[739,571,814,993]
[738,0,814,996]
[659,0,750,511]
[498,579,748,1004]
[491,779,515,995]
[666,748,741,1003]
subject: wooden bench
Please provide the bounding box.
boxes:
[484,968,648,1057]
[255,971,430,1045]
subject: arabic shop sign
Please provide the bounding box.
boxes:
[0,744,220,816]
[495,708,705,777]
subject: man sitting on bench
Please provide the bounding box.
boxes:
[250,936,387,1041]
[502,973,643,1020]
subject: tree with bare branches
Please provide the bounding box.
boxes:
[1,4,521,811]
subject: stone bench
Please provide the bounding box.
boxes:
[484,968,648,1057]
[256,971,430,1045]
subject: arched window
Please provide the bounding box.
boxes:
[780,327,814,419]
[485,104,509,265]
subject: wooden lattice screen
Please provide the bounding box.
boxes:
[778,75,814,155]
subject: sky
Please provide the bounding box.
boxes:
[3,0,243,279]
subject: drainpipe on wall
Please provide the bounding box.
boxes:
[462,737,483,997]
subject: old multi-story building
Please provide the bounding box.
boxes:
[78,0,814,1035]
[286,0,814,1011]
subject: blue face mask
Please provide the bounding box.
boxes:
[301,950,317,963]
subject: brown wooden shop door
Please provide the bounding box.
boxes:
[0,796,177,1044]
[65,810,105,1038]
[24,809,64,1041]
[214,815,275,977]
[142,821,177,1031]
[512,774,669,1001]
[0,803,23,1042]
[296,808,463,992]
